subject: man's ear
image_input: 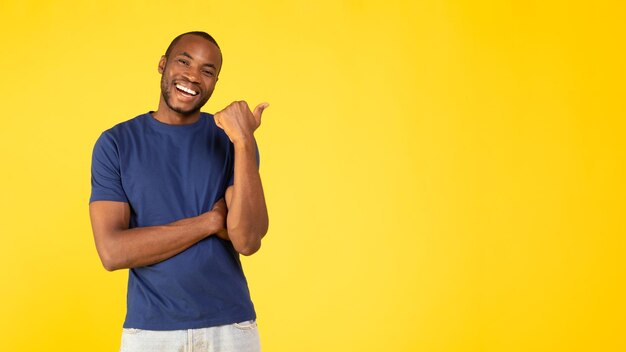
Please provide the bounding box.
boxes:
[158,55,167,74]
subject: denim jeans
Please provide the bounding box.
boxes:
[120,320,261,352]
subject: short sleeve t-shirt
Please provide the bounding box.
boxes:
[90,112,256,330]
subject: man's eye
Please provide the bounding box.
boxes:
[203,71,214,76]
[178,59,189,65]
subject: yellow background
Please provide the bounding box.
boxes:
[0,1,624,351]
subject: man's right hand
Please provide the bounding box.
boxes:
[210,198,230,240]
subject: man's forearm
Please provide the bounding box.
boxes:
[226,140,269,255]
[92,207,224,271]
[212,100,270,255]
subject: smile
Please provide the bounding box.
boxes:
[175,83,198,96]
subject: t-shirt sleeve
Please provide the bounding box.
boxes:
[90,132,129,203]
[227,140,261,187]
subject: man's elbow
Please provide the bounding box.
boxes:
[96,242,125,271]
[230,229,265,256]
[228,219,268,256]
[232,235,262,256]
[99,251,123,272]
[237,243,261,256]
[102,261,118,272]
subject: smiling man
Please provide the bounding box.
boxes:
[89,31,268,352]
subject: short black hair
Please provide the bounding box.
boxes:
[164,31,221,59]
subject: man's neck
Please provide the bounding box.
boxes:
[152,103,201,125]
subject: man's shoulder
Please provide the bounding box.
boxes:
[100,113,149,138]
[93,113,148,153]
[107,113,148,131]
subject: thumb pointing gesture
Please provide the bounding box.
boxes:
[253,102,270,125]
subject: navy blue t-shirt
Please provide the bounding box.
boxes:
[90,112,256,330]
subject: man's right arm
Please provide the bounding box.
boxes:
[89,198,227,271]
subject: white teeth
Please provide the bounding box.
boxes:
[175,84,198,96]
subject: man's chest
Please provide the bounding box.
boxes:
[117,133,232,216]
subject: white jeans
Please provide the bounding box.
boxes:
[120,320,261,352]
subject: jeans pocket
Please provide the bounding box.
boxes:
[233,320,257,330]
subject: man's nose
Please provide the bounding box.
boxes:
[182,67,200,82]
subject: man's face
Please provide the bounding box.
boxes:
[158,35,222,116]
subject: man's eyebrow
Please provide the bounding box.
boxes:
[178,52,217,69]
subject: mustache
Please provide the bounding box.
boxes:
[173,78,200,88]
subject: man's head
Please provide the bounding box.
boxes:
[158,31,223,116]
[164,31,221,61]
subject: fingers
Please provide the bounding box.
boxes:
[252,102,269,123]
[216,100,269,128]
[212,197,226,209]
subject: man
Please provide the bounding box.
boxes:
[89,31,268,351]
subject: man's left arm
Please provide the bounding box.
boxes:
[214,101,270,255]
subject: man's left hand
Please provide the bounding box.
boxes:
[214,101,269,144]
